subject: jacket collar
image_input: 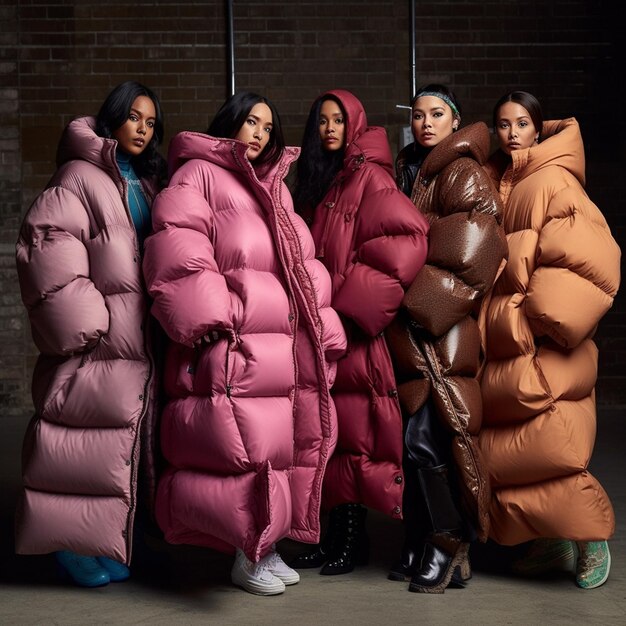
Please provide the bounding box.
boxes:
[486,118,586,188]
[418,122,491,185]
[167,131,299,186]
[56,116,120,183]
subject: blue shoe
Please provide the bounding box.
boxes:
[55,551,110,587]
[96,557,131,582]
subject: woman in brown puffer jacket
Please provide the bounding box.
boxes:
[386,84,507,593]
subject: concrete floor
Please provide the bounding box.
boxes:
[1,409,625,625]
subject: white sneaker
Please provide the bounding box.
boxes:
[261,547,301,585]
[231,549,286,596]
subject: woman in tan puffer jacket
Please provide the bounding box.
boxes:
[479,90,621,590]
[386,84,507,593]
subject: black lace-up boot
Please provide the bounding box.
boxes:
[289,506,341,569]
[319,503,369,575]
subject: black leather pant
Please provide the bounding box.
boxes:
[402,398,463,536]
[404,398,450,470]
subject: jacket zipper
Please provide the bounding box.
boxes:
[117,165,151,562]
[419,337,484,500]
[225,339,232,398]
[124,350,153,562]
[318,186,341,258]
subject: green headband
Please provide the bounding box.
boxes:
[414,91,460,120]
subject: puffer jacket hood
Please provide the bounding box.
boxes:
[322,89,394,179]
[418,122,493,183]
[166,130,300,183]
[485,118,586,206]
[57,116,116,173]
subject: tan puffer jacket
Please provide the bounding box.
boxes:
[386,122,507,540]
[479,118,621,544]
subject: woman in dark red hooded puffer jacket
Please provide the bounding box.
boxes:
[290,89,429,575]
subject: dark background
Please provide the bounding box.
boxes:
[1,0,624,420]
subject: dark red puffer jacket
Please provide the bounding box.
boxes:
[306,89,429,519]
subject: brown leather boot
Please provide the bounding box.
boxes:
[408,532,470,593]
[407,464,470,593]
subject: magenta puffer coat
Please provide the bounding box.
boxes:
[14,117,159,564]
[305,90,429,519]
[142,132,346,562]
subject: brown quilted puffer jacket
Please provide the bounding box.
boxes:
[386,122,507,541]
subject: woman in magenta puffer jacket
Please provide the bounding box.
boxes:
[142,92,346,597]
[290,89,429,576]
[15,81,167,587]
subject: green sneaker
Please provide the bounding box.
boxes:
[576,541,611,589]
[511,538,575,576]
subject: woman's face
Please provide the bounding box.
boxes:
[234,102,273,162]
[113,96,156,156]
[318,100,345,151]
[495,101,539,155]
[411,95,457,148]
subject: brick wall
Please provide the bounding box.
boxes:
[0,2,24,417]
[1,0,624,418]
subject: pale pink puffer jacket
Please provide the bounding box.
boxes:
[15,117,159,564]
[142,132,346,562]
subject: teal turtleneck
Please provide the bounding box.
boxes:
[116,151,151,251]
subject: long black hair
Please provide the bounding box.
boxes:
[96,80,167,184]
[492,90,544,141]
[207,91,285,168]
[292,94,345,217]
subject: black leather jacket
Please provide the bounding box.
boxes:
[395,141,428,197]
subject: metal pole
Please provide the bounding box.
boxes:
[410,0,416,99]
[226,0,235,97]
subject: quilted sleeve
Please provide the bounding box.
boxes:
[403,160,508,337]
[525,185,620,348]
[15,186,110,355]
[143,177,236,347]
[332,184,429,336]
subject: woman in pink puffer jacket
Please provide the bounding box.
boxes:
[142,92,346,597]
